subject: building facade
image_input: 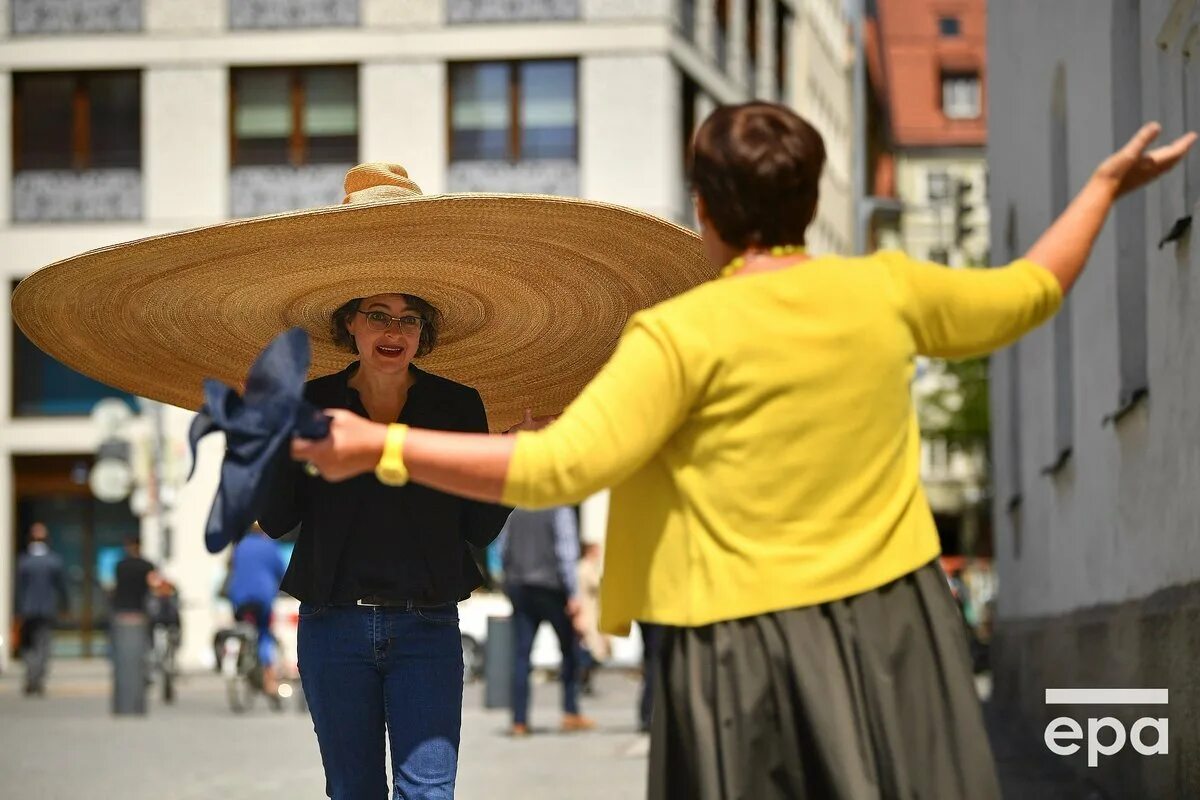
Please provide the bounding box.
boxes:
[0,0,853,671]
[989,0,1200,792]
[869,0,988,266]
[867,0,991,558]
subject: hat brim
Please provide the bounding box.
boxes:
[12,193,713,431]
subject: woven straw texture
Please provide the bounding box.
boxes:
[12,192,712,432]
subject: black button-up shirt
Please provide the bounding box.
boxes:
[258,362,511,604]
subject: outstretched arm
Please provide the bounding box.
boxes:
[1028,122,1195,293]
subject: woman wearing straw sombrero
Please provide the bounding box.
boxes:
[287,104,1194,799]
[13,165,714,798]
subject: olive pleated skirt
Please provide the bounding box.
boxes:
[647,560,1000,800]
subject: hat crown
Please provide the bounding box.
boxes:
[342,163,423,205]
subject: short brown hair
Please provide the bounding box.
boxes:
[330,294,443,357]
[689,102,826,250]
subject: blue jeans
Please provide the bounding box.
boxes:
[297,603,464,800]
[507,584,580,727]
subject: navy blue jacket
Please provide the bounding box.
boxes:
[17,546,67,619]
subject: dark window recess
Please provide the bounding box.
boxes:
[1044,64,1073,473]
[938,16,961,36]
[1003,205,1024,515]
[449,60,577,162]
[747,0,759,85]
[682,76,698,169]
[1106,0,1149,424]
[13,71,141,170]
[231,66,358,166]
[774,2,791,97]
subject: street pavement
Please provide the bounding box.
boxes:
[1,659,1101,799]
[0,659,648,799]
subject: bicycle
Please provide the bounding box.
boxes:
[146,589,182,704]
[216,604,288,713]
[218,620,273,713]
[149,621,181,703]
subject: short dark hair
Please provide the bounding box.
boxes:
[689,102,826,250]
[330,294,443,357]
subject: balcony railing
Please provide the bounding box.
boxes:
[446,0,579,24]
[12,169,142,222]
[228,0,359,30]
[230,164,352,217]
[11,0,141,35]
[447,160,580,196]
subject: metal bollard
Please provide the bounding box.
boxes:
[483,614,514,709]
[111,612,149,715]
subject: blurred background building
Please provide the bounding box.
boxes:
[988,0,1200,793]
[866,0,993,572]
[0,0,854,671]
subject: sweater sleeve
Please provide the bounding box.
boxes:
[881,251,1063,359]
[502,312,700,508]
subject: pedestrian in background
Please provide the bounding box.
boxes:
[575,537,610,696]
[498,506,595,736]
[226,525,287,705]
[112,535,160,615]
[15,522,67,696]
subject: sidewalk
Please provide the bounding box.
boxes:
[0,658,647,800]
[1,659,1104,799]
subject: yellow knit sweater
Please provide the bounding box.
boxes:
[502,252,1062,635]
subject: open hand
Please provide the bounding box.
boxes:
[1095,122,1196,198]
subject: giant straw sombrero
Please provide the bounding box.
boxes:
[12,164,713,431]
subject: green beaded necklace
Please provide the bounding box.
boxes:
[720,244,808,278]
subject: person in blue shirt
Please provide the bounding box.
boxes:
[227,525,287,700]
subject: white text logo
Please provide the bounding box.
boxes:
[1043,688,1169,767]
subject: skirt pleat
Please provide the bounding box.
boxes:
[647,560,1001,800]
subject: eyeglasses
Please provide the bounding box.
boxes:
[357,310,425,335]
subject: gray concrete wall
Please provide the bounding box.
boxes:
[988,0,1200,790]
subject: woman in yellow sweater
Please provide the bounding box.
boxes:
[296,103,1194,799]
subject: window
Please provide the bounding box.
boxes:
[927,170,950,202]
[941,72,981,119]
[928,246,950,264]
[938,16,961,36]
[13,71,141,170]
[449,60,577,162]
[231,66,358,166]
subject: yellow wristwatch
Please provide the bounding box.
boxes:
[374,423,410,486]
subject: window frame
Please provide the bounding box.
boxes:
[941,72,981,120]
[12,70,142,172]
[446,58,579,164]
[938,16,961,37]
[229,64,360,168]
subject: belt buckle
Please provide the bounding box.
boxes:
[356,597,381,608]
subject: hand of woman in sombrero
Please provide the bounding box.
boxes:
[1094,122,1196,198]
[291,408,386,482]
[504,408,558,434]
